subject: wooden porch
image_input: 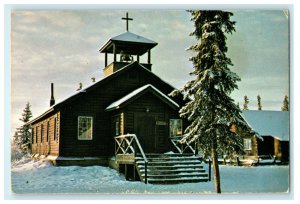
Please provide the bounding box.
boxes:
[114,134,210,184]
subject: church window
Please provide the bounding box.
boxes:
[46,120,50,142]
[169,119,183,137]
[243,138,252,150]
[115,117,120,136]
[41,124,44,143]
[54,118,57,141]
[36,126,38,143]
[31,128,34,144]
[78,116,93,140]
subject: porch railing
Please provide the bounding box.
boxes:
[114,134,148,184]
[170,136,196,155]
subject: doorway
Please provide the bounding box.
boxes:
[135,114,156,153]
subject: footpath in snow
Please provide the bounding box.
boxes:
[10,157,289,194]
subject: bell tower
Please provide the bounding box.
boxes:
[99,12,158,77]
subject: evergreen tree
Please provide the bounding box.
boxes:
[243,95,249,110]
[257,95,262,110]
[281,95,289,111]
[11,131,24,161]
[13,131,20,146]
[170,10,253,193]
[236,102,240,110]
[16,102,33,153]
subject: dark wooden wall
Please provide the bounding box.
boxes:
[31,112,60,156]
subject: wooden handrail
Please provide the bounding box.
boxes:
[114,134,148,183]
[169,136,196,154]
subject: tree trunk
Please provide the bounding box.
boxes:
[211,143,221,193]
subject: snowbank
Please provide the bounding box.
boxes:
[11,158,289,194]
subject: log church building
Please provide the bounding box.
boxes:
[28,13,211,183]
[29,13,185,160]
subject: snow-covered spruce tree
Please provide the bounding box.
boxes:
[243,95,249,110]
[257,95,262,110]
[13,131,21,148]
[11,131,25,161]
[281,95,289,111]
[170,10,254,193]
[236,102,240,110]
[16,102,33,154]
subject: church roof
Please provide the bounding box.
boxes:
[99,31,158,55]
[111,31,157,44]
[241,110,289,141]
[28,61,177,125]
[105,84,179,111]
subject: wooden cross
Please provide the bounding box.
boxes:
[122,12,133,31]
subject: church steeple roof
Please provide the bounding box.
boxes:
[99,12,158,76]
[99,31,157,55]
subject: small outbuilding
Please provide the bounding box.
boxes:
[241,110,289,163]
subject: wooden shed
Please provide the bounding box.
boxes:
[241,110,289,164]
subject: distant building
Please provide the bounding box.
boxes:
[241,110,289,163]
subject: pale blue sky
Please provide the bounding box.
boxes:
[10,10,289,134]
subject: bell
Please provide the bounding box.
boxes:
[121,54,133,62]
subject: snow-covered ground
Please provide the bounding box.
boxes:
[11,157,289,194]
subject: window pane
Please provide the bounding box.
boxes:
[41,124,44,143]
[243,138,252,150]
[32,128,34,144]
[36,126,38,143]
[47,121,50,142]
[115,119,120,136]
[78,116,93,140]
[54,118,57,140]
[170,119,183,137]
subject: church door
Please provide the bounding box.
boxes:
[135,114,157,153]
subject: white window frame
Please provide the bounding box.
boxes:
[169,119,183,137]
[243,138,252,151]
[78,116,93,140]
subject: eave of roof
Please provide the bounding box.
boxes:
[26,107,54,125]
[105,84,179,111]
[111,31,157,44]
[99,31,157,54]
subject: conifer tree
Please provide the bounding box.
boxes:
[243,95,249,110]
[171,10,253,193]
[13,131,20,147]
[257,95,262,110]
[281,95,289,111]
[16,102,33,153]
[236,102,240,110]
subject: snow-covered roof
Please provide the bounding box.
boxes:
[111,31,157,44]
[28,62,177,125]
[99,31,157,55]
[241,110,289,141]
[106,84,179,111]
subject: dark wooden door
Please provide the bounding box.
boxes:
[135,114,156,153]
[134,112,170,153]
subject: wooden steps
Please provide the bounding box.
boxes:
[135,153,209,184]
